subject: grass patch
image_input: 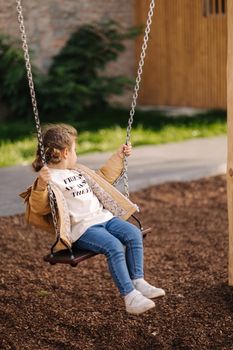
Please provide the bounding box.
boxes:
[0,108,227,168]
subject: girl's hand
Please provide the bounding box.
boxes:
[37,166,51,189]
[117,142,132,159]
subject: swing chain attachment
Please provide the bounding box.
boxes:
[119,0,156,198]
[16,0,60,244]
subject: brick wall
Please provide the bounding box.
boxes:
[0,0,135,107]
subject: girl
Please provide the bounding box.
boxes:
[20,123,165,315]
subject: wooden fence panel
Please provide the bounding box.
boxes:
[135,0,227,108]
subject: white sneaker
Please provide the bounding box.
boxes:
[124,289,155,315]
[132,278,165,299]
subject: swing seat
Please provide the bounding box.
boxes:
[43,226,151,267]
[44,248,98,267]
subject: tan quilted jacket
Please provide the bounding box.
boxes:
[19,153,139,251]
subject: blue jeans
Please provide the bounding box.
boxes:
[72,217,144,296]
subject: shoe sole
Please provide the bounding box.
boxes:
[144,290,166,299]
[126,301,155,315]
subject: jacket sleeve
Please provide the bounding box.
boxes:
[27,179,51,215]
[96,152,124,184]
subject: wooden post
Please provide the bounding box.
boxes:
[227,0,233,285]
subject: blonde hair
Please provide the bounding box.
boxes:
[32,123,77,172]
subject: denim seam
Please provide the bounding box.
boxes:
[76,238,105,254]
[106,252,133,296]
[128,240,137,278]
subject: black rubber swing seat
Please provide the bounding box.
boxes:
[43,226,152,267]
[43,248,98,267]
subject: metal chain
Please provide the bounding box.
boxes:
[118,0,156,197]
[16,0,60,240]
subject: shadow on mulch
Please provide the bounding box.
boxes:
[1,175,233,350]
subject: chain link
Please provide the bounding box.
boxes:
[121,0,156,197]
[16,0,60,240]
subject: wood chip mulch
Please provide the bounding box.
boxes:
[1,175,233,350]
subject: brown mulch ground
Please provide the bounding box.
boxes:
[1,175,233,350]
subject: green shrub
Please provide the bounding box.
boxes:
[0,35,40,120]
[0,21,140,121]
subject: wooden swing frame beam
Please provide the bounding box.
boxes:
[227,0,233,285]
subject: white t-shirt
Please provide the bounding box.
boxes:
[49,169,113,242]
